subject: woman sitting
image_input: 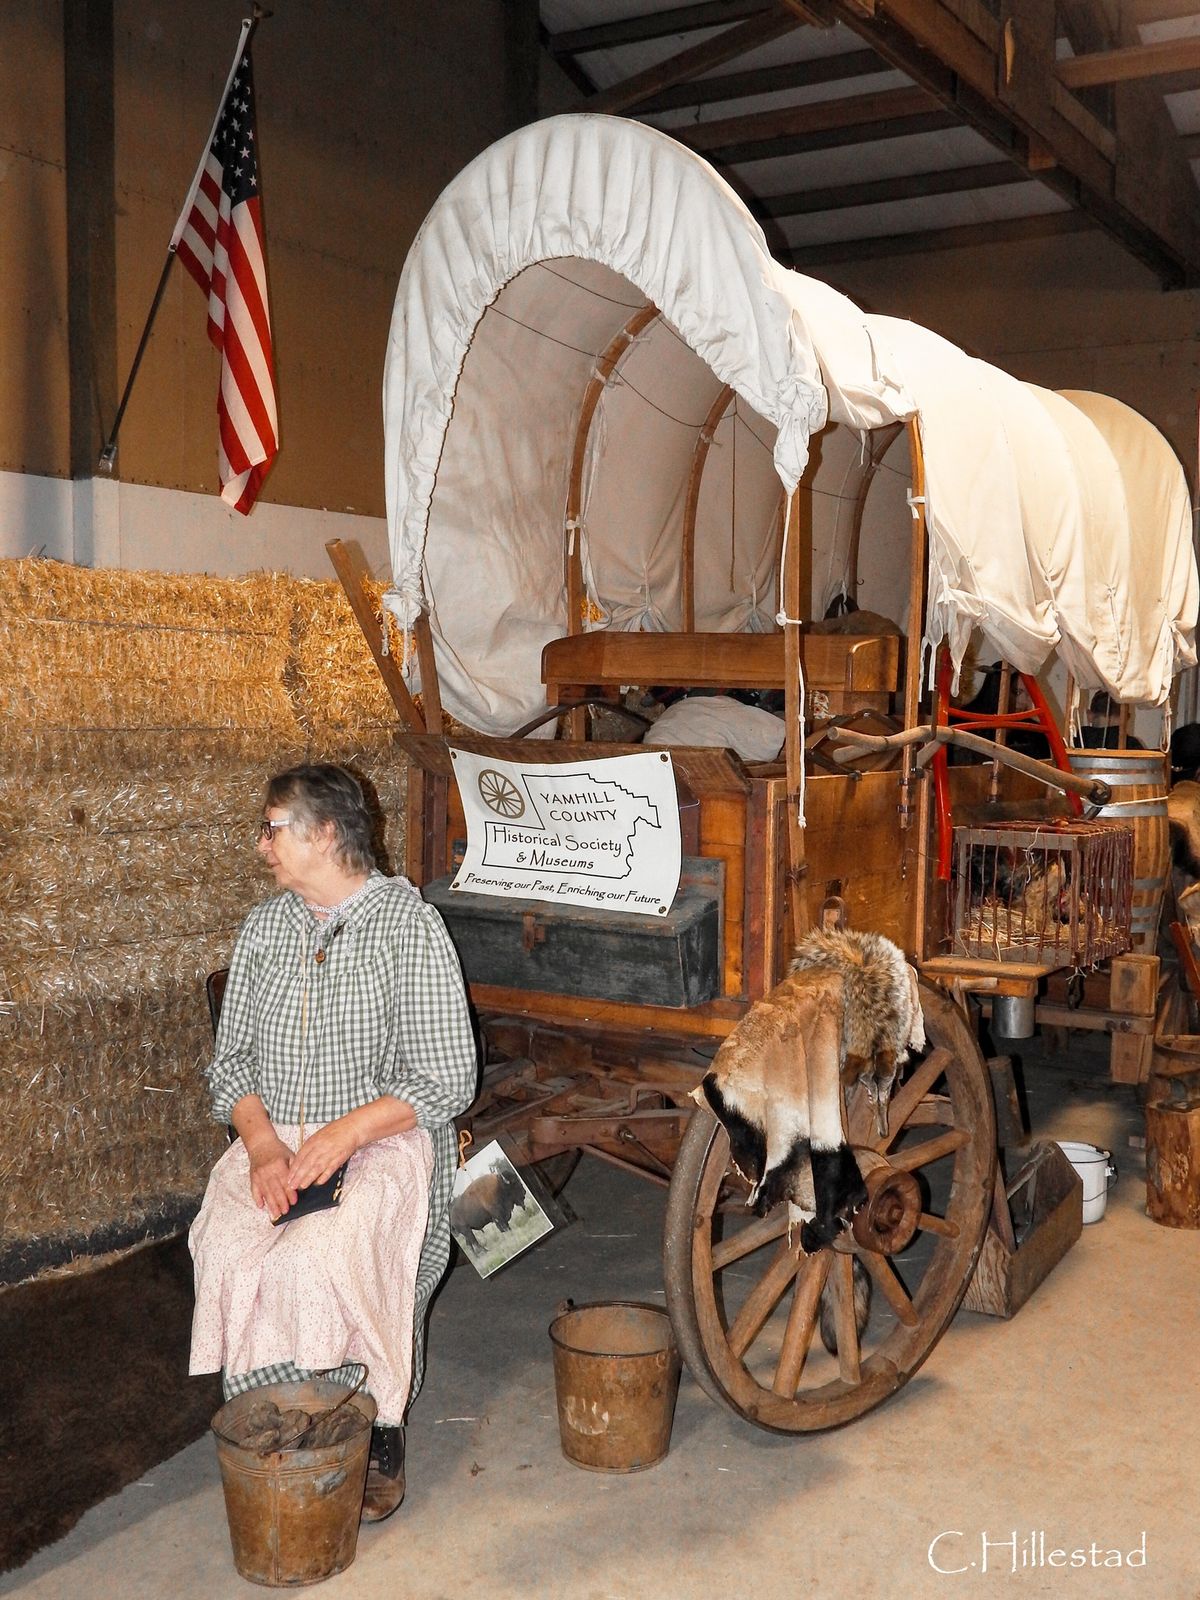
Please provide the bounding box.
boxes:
[189,763,477,1521]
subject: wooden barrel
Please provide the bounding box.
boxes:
[1067,749,1169,954]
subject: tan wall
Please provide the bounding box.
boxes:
[0,1,70,479]
[825,227,1200,493]
[1,1,518,515]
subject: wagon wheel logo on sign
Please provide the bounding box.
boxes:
[477,769,525,819]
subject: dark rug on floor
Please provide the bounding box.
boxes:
[0,1234,221,1574]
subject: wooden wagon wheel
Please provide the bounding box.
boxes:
[663,980,994,1432]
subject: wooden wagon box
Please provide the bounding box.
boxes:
[425,872,721,1009]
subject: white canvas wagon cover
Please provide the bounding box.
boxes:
[382,113,1197,734]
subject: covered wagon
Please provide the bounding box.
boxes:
[329,113,1198,1431]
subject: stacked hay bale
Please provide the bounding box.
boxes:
[0,557,411,1282]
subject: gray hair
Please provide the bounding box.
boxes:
[264,763,375,874]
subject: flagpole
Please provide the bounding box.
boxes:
[98,6,271,472]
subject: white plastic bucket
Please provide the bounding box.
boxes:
[1057,1141,1118,1224]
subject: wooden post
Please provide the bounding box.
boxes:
[782,490,809,947]
[325,538,425,734]
[903,417,932,959]
[413,611,444,735]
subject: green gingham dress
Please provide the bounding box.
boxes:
[188,872,477,1421]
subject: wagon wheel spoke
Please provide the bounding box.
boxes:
[711,1210,788,1270]
[856,1246,919,1327]
[664,981,995,1433]
[829,1253,862,1383]
[889,1128,970,1171]
[771,1253,830,1397]
[727,1238,804,1359]
[917,1211,960,1239]
[878,1047,953,1150]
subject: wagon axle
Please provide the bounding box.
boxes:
[847,1150,922,1256]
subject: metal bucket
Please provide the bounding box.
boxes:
[1067,749,1169,952]
[549,1300,681,1473]
[211,1378,376,1587]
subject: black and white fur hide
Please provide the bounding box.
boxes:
[695,929,925,1257]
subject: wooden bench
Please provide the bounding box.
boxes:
[541,630,900,716]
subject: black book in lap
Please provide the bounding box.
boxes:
[273,1162,348,1225]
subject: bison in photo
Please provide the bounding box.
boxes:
[451,1167,528,1248]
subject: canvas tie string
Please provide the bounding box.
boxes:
[776,486,807,827]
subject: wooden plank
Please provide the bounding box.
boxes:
[921,955,1058,980]
[413,610,443,736]
[701,794,747,997]
[674,83,940,153]
[404,758,426,883]
[542,630,899,695]
[465,984,748,1038]
[638,47,884,114]
[802,772,910,949]
[326,539,425,733]
[760,160,1017,220]
[1058,35,1200,87]
[743,782,771,1000]
[1109,953,1160,1016]
[785,211,1093,269]
[962,1142,1082,1317]
[1029,1003,1154,1034]
[1110,1030,1155,1084]
[548,0,771,55]
[586,8,807,115]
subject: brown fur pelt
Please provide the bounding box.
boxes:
[695,928,924,1254]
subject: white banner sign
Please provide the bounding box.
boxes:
[448,747,682,916]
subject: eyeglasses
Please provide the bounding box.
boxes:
[257,816,294,842]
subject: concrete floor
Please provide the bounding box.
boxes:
[6,1032,1199,1600]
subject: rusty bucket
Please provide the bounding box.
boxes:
[549,1301,681,1472]
[211,1378,376,1587]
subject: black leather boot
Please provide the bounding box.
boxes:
[361,1423,406,1522]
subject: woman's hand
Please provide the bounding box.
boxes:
[246,1132,298,1220]
[289,1117,362,1192]
[229,1095,298,1220]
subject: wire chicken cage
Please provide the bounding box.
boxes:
[953,818,1134,967]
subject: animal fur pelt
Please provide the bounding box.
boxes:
[695,928,925,1255]
[1168,779,1200,879]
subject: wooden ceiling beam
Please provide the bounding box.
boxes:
[1057,34,1200,86]
[759,158,1019,217]
[548,0,772,56]
[586,8,808,114]
[783,208,1093,267]
[712,107,958,161]
[674,82,939,150]
[1125,0,1200,21]
[635,46,886,112]
[816,0,1200,281]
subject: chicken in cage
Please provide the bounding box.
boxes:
[953,818,1133,967]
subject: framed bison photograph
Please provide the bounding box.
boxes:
[450,1139,558,1278]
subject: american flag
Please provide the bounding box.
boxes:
[173,43,278,515]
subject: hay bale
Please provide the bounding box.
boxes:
[0,557,414,1278]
